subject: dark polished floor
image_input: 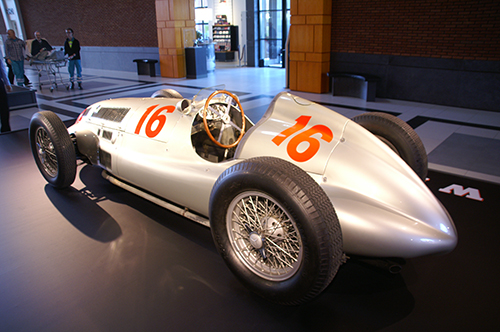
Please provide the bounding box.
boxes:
[0,65,499,331]
[1,128,499,331]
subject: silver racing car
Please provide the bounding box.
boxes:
[29,87,457,305]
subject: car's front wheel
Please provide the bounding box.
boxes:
[29,111,76,189]
[209,157,343,305]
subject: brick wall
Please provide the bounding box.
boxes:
[331,0,500,61]
[15,0,157,47]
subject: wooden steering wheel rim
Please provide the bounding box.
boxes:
[202,90,246,149]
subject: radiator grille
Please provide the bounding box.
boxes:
[92,107,130,122]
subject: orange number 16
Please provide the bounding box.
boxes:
[272,115,333,162]
[135,104,175,138]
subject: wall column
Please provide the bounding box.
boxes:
[289,0,331,93]
[156,0,195,78]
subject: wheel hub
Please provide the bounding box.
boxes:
[38,146,46,163]
[249,232,263,249]
[227,191,303,281]
[37,142,52,164]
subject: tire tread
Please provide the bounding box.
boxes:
[211,156,343,305]
[352,112,428,180]
[29,111,76,188]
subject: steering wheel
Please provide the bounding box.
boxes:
[203,90,246,149]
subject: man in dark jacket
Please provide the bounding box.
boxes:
[31,31,53,59]
[64,28,82,90]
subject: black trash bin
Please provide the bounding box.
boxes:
[185,47,207,79]
[133,59,158,77]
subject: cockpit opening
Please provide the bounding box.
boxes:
[190,90,252,163]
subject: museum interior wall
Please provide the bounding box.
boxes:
[329,0,500,112]
[14,0,160,75]
[2,0,499,111]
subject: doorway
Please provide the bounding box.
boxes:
[258,0,290,68]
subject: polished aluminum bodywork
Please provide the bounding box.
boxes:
[68,91,457,259]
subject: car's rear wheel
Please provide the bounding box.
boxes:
[209,157,343,305]
[29,111,76,188]
[352,112,428,180]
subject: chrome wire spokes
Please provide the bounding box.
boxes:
[35,127,58,177]
[227,191,302,281]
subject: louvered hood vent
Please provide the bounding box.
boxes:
[92,107,130,122]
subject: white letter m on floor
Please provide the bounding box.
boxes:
[439,184,484,201]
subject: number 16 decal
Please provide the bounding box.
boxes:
[272,115,333,162]
[135,104,175,138]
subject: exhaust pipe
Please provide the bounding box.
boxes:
[353,257,405,274]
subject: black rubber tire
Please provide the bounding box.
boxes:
[29,111,77,189]
[151,89,183,98]
[352,112,428,180]
[209,157,343,305]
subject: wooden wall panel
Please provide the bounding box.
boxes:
[297,0,332,16]
[155,0,194,78]
[296,62,321,92]
[289,0,331,93]
[290,25,314,53]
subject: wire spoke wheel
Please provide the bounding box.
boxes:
[29,111,76,188]
[227,191,302,281]
[210,157,343,305]
[35,127,58,177]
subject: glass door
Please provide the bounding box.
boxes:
[194,0,210,41]
[258,0,290,68]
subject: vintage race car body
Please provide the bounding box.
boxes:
[30,88,457,305]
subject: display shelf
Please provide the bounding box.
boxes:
[213,25,238,61]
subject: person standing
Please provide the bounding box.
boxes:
[64,28,82,90]
[0,58,12,133]
[6,60,31,86]
[4,29,26,87]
